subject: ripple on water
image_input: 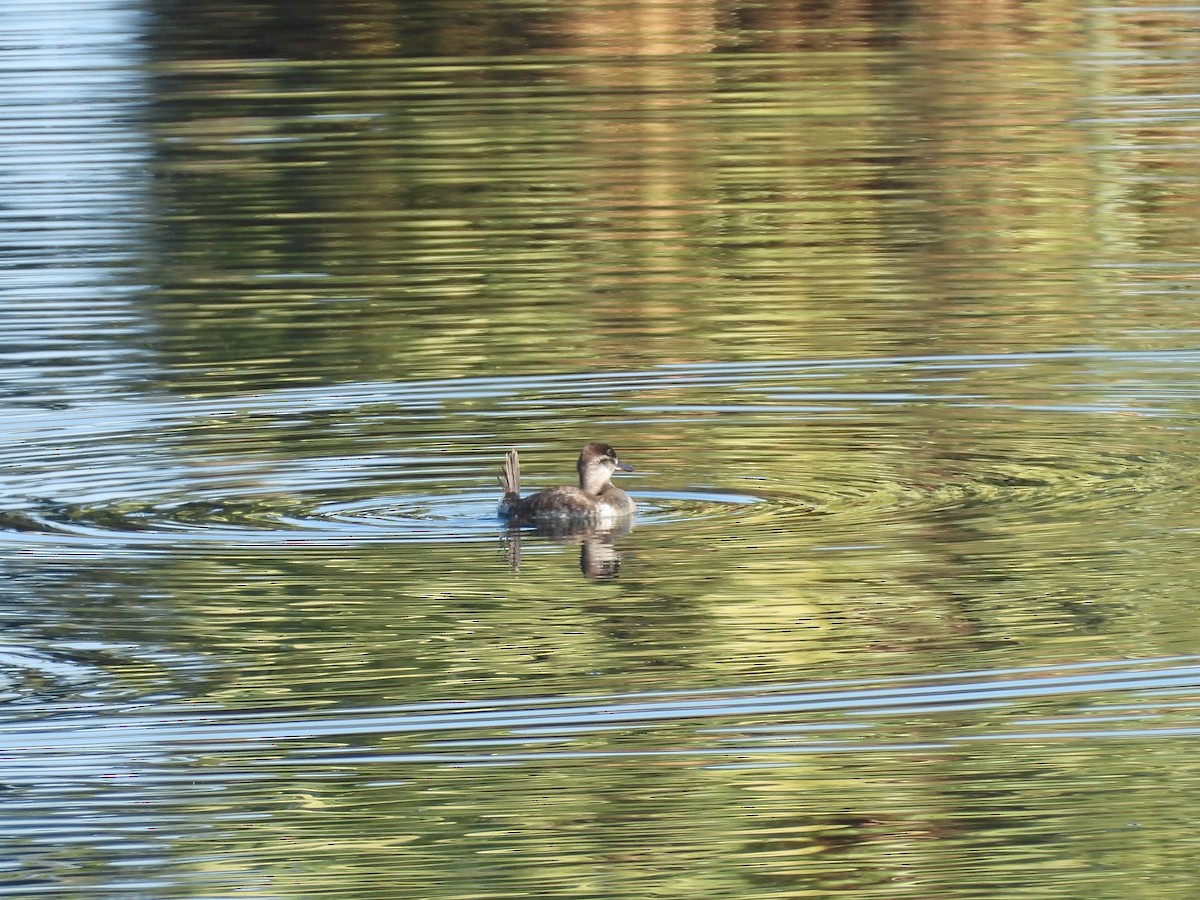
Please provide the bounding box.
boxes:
[1,351,1196,552]
[1,489,772,549]
[7,656,1200,764]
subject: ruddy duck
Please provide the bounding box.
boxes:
[499,442,636,526]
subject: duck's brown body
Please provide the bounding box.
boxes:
[499,442,635,526]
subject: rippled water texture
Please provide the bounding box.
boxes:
[5,0,1200,896]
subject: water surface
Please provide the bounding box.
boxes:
[5,0,1200,896]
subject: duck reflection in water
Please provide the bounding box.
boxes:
[498,442,636,579]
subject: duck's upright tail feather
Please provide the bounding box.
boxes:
[498,449,521,517]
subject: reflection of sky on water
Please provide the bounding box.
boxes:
[0,0,151,398]
[4,656,1200,765]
